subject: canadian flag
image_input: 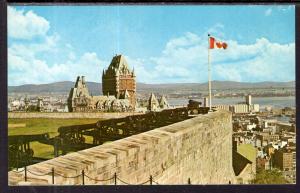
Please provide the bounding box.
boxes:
[209,36,228,49]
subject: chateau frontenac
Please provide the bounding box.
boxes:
[102,55,136,109]
[68,55,136,112]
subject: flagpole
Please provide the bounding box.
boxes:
[208,34,212,112]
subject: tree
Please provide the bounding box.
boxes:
[251,169,288,184]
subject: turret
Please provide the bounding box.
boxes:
[75,76,80,87]
[132,67,135,77]
[82,76,86,86]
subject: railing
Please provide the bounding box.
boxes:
[11,166,194,185]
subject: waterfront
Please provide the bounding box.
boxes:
[168,96,295,109]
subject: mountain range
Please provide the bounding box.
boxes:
[8,81,295,95]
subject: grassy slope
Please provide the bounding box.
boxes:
[8,118,101,159]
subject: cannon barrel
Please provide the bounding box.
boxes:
[96,117,128,128]
[58,123,97,134]
[8,133,50,145]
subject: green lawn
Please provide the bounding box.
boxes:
[8,118,101,159]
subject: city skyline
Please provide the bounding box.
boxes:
[8,5,295,86]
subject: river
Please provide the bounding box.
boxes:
[168,96,295,109]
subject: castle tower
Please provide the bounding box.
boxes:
[68,76,91,112]
[148,93,159,111]
[159,95,169,109]
[102,55,136,109]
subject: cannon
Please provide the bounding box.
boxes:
[8,133,49,169]
[53,106,209,156]
[15,106,209,159]
[187,99,202,108]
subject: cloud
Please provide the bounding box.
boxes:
[8,49,107,85]
[265,8,272,16]
[7,7,107,85]
[277,5,294,12]
[164,32,201,53]
[8,13,295,86]
[7,28,106,85]
[8,6,50,39]
[51,52,107,83]
[214,66,242,82]
[213,38,295,82]
[128,31,294,84]
[8,51,58,84]
[68,52,76,60]
[9,33,59,59]
[207,23,225,38]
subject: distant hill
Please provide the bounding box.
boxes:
[8,81,102,95]
[8,81,295,95]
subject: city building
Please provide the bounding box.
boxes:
[256,133,280,146]
[215,104,230,111]
[68,55,136,112]
[262,119,277,129]
[68,76,92,112]
[37,98,44,112]
[246,94,252,105]
[148,93,159,111]
[256,156,271,170]
[213,95,259,114]
[147,93,170,112]
[159,95,169,109]
[249,104,260,112]
[273,147,296,171]
[68,76,133,112]
[276,122,295,133]
[233,151,254,184]
[230,104,249,114]
[102,54,136,108]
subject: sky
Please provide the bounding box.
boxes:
[8,5,295,86]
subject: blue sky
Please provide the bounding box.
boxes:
[8,5,295,86]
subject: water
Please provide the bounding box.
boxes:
[275,115,291,123]
[168,96,295,109]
